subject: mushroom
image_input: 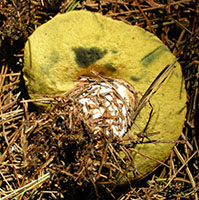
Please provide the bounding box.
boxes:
[23,10,186,184]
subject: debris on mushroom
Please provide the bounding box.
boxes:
[66,74,138,138]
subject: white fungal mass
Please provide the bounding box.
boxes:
[77,80,135,137]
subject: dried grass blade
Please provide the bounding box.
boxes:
[164,149,198,189]
[0,173,50,200]
[132,59,178,122]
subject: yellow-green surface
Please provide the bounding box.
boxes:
[23,10,186,183]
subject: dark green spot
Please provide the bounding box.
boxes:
[141,46,168,67]
[130,76,141,82]
[92,13,104,30]
[41,50,59,74]
[105,64,117,72]
[73,47,107,68]
[175,72,179,78]
[112,50,118,54]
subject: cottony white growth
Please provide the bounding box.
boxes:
[78,80,136,137]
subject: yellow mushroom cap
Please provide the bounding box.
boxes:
[23,10,186,183]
